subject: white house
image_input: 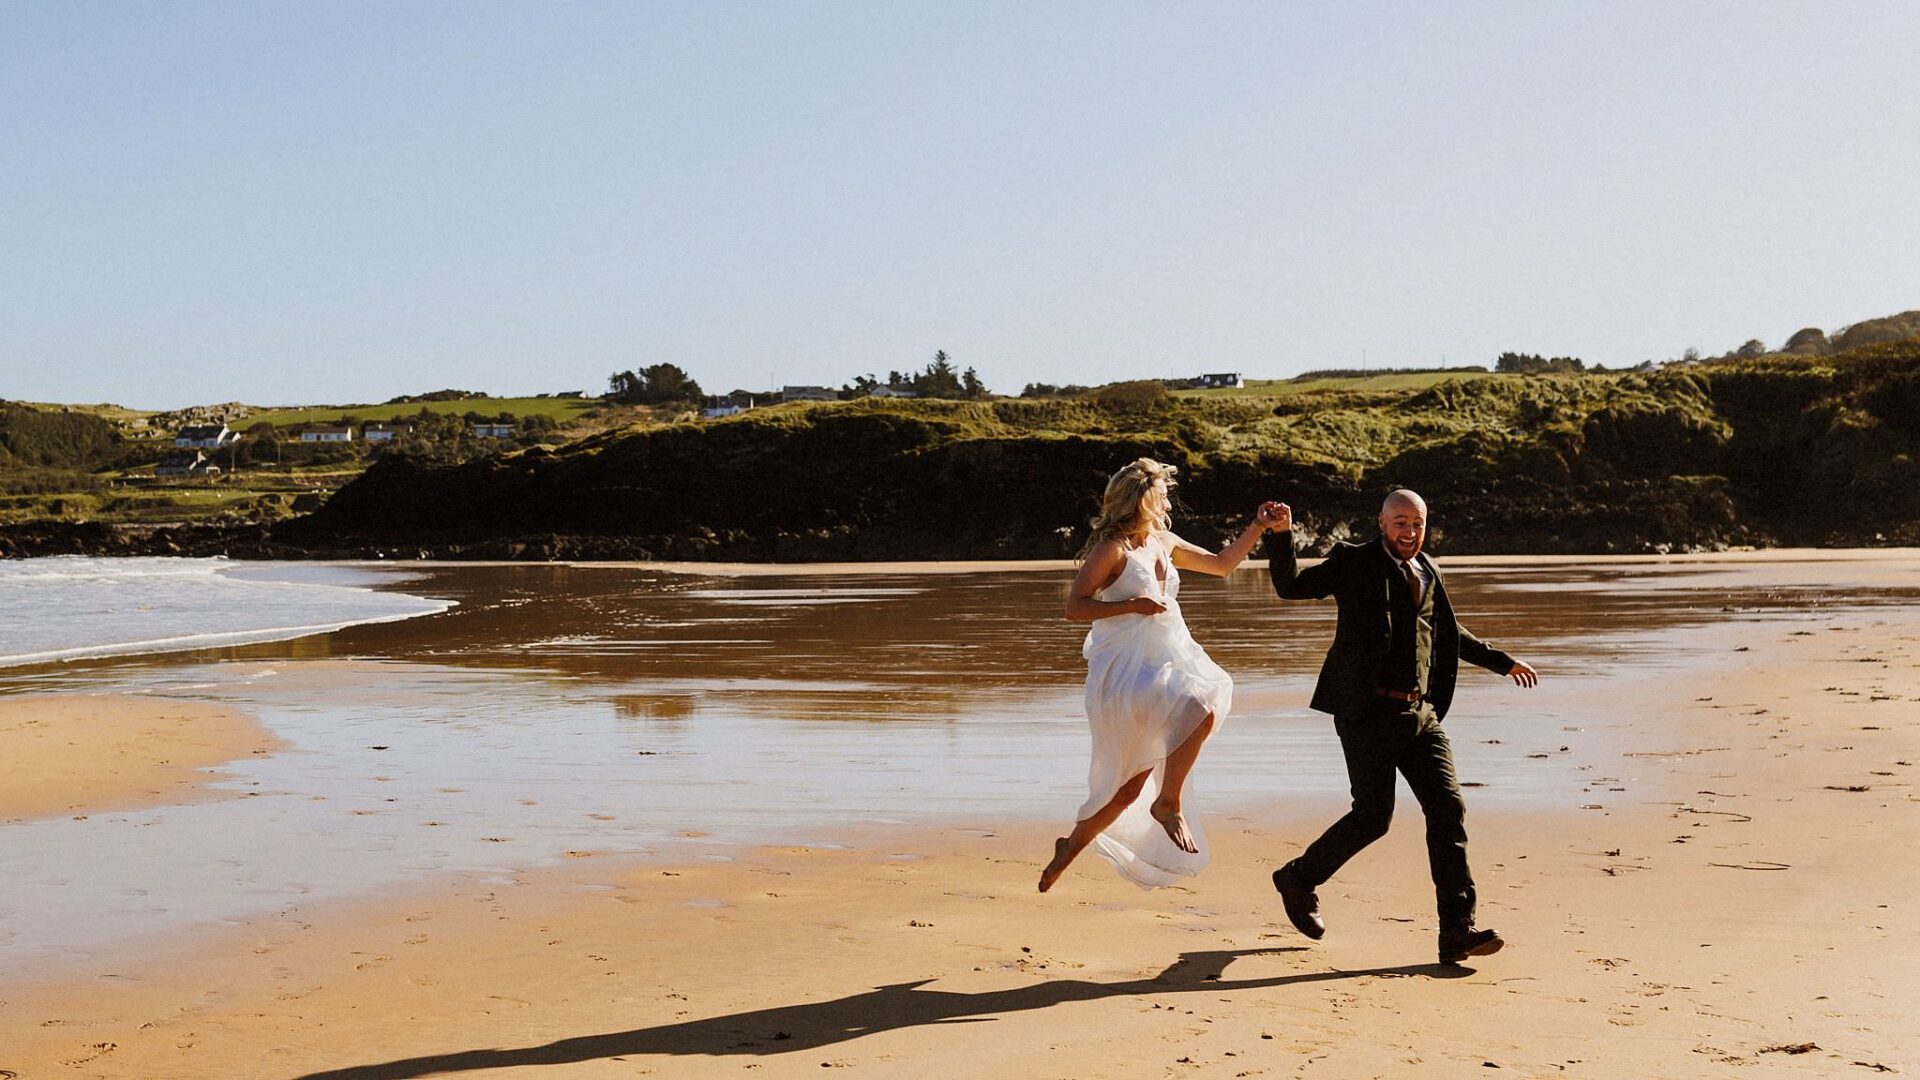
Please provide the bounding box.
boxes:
[702,392,759,418]
[781,385,838,402]
[867,386,917,399]
[1196,372,1244,389]
[174,424,235,448]
[155,451,221,477]
[301,425,354,442]
[471,422,516,438]
[362,422,412,442]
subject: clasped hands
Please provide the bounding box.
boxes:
[1255,500,1291,533]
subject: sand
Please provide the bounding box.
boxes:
[0,694,281,823]
[1,591,1914,1078]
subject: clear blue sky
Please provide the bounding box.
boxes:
[4,2,1917,408]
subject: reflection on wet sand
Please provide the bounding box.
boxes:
[24,556,1906,697]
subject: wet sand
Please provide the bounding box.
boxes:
[551,545,1920,576]
[1,553,1916,1077]
[0,694,279,822]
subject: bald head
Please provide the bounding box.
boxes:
[1381,489,1426,517]
[1379,489,1428,560]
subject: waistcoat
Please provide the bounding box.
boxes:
[1384,564,1436,693]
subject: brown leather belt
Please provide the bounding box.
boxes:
[1377,688,1423,703]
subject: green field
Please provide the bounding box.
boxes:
[239,396,602,428]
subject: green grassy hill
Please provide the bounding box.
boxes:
[8,338,1920,559]
[282,344,1920,560]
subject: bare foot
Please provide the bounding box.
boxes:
[1150,802,1198,854]
[1038,837,1071,892]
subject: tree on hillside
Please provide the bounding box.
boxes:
[607,363,705,406]
[916,350,964,398]
[1495,352,1586,374]
[961,367,986,399]
[608,370,642,402]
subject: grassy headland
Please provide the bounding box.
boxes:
[275,343,1920,561]
[5,343,1917,560]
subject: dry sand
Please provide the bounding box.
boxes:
[0,694,280,823]
[2,591,1916,1077]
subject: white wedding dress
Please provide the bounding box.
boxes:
[1078,531,1234,887]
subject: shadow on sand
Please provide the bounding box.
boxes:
[293,948,1473,1079]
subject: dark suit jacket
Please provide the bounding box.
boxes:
[1267,533,1514,721]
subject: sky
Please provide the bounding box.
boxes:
[3,2,1918,409]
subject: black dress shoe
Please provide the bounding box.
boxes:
[1271,865,1325,940]
[1438,926,1503,964]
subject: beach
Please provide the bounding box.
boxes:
[0,553,1915,1078]
[0,695,279,823]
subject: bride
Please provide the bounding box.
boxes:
[1039,458,1282,891]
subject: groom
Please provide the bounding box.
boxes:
[1261,489,1538,964]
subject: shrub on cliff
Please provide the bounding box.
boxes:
[0,403,120,469]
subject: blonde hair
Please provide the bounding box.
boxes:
[1078,457,1176,560]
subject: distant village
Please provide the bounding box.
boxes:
[149,417,523,479]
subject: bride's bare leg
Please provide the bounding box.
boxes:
[1039,769,1152,892]
[1151,712,1216,854]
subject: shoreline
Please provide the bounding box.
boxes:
[8,544,1913,682]
[412,545,1920,576]
[5,506,1920,569]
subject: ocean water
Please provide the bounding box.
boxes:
[0,557,452,668]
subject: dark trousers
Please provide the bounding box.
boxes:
[1289,699,1476,927]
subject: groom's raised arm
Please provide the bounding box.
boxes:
[1266,528,1341,600]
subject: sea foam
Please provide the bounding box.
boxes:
[0,556,452,668]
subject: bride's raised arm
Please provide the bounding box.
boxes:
[1166,502,1286,577]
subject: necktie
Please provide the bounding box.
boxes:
[1400,560,1422,606]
